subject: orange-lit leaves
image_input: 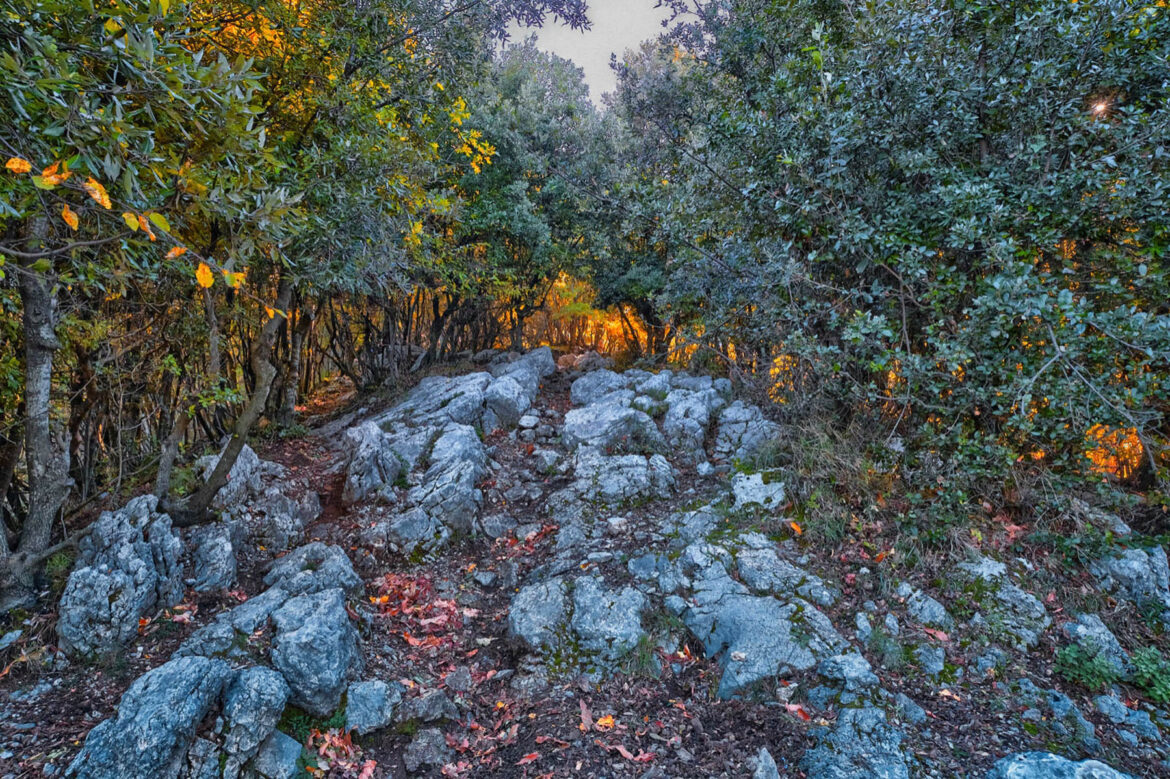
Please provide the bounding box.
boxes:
[61,204,79,231]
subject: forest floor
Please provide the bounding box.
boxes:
[1,363,1167,778]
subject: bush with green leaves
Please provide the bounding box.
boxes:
[1055,643,1120,691]
[610,0,1170,518]
[1129,646,1170,704]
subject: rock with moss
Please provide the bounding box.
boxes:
[508,578,568,651]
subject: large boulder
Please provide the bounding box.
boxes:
[570,577,648,661]
[713,401,779,463]
[199,444,275,511]
[374,372,493,429]
[221,667,290,774]
[270,588,362,716]
[190,523,237,593]
[572,447,675,504]
[58,495,184,657]
[68,656,235,779]
[508,578,568,650]
[679,562,846,698]
[263,542,362,596]
[562,403,664,453]
[569,370,629,407]
[407,423,486,535]
[1091,546,1170,623]
[342,421,402,506]
[662,388,725,458]
[800,707,910,779]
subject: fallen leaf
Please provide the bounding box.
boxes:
[579,699,593,732]
[923,628,949,643]
[784,703,812,722]
[5,157,31,174]
[789,521,803,536]
[515,752,540,765]
[595,714,615,731]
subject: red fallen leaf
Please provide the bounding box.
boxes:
[579,699,593,732]
[358,760,377,779]
[1046,591,1057,604]
[171,612,194,624]
[924,628,950,643]
[536,735,570,748]
[516,752,540,765]
[595,740,655,763]
[784,703,812,722]
[844,573,857,586]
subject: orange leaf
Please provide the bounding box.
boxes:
[516,753,540,765]
[165,246,187,261]
[82,176,110,208]
[5,157,31,174]
[195,262,214,288]
[138,213,156,241]
[61,204,78,231]
[789,521,803,536]
[595,715,615,730]
[42,161,72,186]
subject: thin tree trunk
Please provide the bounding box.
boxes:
[163,277,293,527]
[153,394,190,498]
[277,300,314,426]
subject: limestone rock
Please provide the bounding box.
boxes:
[985,752,1133,778]
[58,495,184,657]
[508,578,568,650]
[570,577,648,661]
[345,680,404,736]
[68,656,234,779]
[270,588,362,716]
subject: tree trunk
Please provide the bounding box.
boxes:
[7,229,72,591]
[153,394,190,499]
[277,300,314,426]
[163,277,293,527]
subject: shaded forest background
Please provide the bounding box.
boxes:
[0,0,1167,598]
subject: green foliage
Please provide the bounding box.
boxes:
[276,705,345,745]
[1055,644,1120,691]
[1129,647,1170,704]
[610,0,1170,510]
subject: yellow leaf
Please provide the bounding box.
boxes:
[82,177,111,209]
[158,0,170,14]
[137,213,156,241]
[264,306,276,319]
[103,18,121,35]
[122,212,139,231]
[5,157,31,174]
[222,269,246,289]
[148,212,170,233]
[595,715,615,730]
[165,246,187,261]
[61,204,79,231]
[195,262,214,288]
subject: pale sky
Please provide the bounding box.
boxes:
[509,0,674,103]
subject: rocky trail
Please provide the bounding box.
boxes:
[2,349,1168,778]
